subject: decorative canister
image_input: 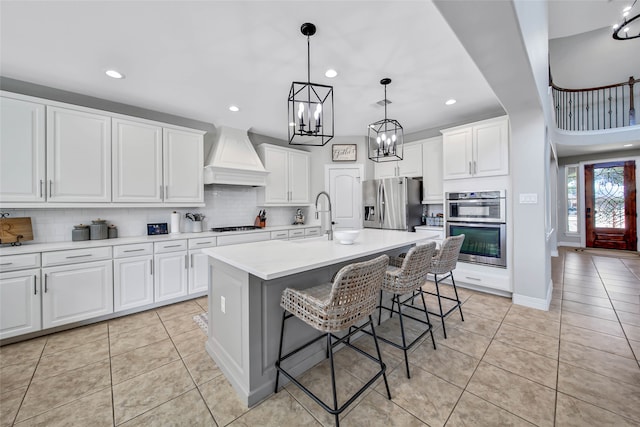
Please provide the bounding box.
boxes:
[108,224,118,239]
[72,224,90,241]
[90,219,108,240]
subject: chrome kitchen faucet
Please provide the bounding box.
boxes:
[314,191,334,241]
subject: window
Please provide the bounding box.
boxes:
[566,165,578,233]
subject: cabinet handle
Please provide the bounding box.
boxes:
[196,241,213,245]
[160,185,164,200]
[150,259,153,275]
[165,186,168,200]
[190,253,194,268]
[468,162,472,175]
[0,262,13,266]
[473,161,477,175]
[163,244,182,249]
[44,274,48,293]
[49,180,53,198]
[185,254,188,269]
[34,275,37,295]
[40,180,44,198]
[123,248,145,253]
[465,276,482,281]
[66,254,92,259]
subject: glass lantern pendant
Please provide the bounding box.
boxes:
[368,78,403,162]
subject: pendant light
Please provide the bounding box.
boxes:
[288,23,334,146]
[368,78,403,162]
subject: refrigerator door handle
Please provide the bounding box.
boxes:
[380,183,386,225]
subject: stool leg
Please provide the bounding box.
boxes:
[378,290,383,326]
[451,272,464,322]
[327,333,339,427]
[274,310,287,393]
[369,315,391,400]
[434,275,447,339]
[395,294,411,379]
[420,290,437,350]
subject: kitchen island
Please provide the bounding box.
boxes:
[203,228,437,406]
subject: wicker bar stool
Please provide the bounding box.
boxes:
[274,255,391,427]
[424,234,465,339]
[366,242,438,378]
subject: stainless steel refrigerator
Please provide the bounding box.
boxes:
[363,177,422,231]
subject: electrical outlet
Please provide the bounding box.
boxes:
[220,296,226,314]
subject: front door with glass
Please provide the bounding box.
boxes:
[584,161,637,251]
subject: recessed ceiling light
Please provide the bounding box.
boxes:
[229,105,240,112]
[325,69,338,78]
[105,69,124,79]
[445,99,457,106]
[623,143,633,147]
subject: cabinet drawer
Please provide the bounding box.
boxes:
[304,227,321,237]
[0,253,40,272]
[270,231,289,240]
[154,240,187,254]
[217,232,270,246]
[288,229,305,239]
[188,237,217,249]
[42,246,112,267]
[113,243,153,258]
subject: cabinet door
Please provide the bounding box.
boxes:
[163,128,204,203]
[398,143,423,177]
[442,128,473,180]
[0,269,41,339]
[474,118,509,177]
[374,161,397,179]
[288,150,310,204]
[0,97,46,202]
[154,251,188,302]
[422,137,443,202]
[188,250,209,294]
[112,118,163,202]
[46,107,111,202]
[262,146,289,204]
[42,260,113,329]
[114,256,154,312]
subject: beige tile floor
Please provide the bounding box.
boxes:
[1,247,639,426]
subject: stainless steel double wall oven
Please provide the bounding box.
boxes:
[445,190,507,268]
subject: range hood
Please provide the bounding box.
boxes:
[203,126,269,186]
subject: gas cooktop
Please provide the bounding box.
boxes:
[210,225,261,232]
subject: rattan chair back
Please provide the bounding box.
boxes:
[429,234,465,275]
[383,241,437,295]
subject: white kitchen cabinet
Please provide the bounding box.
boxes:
[257,144,310,205]
[42,260,113,329]
[46,106,112,202]
[163,128,204,204]
[421,136,443,203]
[154,240,188,302]
[373,143,422,178]
[0,95,46,203]
[188,237,216,295]
[112,118,163,203]
[0,268,41,339]
[442,116,509,180]
[113,243,154,312]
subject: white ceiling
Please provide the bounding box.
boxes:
[0,0,636,156]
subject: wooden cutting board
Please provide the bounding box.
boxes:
[0,217,33,244]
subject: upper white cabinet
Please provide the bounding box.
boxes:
[421,136,443,203]
[0,96,46,203]
[441,116,509,180]
[163,128,204,204]
[112,118,163,203]
[374,143,422,179]
[47,106,112,202]
[257,144,310,206]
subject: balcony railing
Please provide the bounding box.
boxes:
[552,76,638,131]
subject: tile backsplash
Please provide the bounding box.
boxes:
[2,185,315,243]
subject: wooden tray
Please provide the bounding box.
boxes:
[0,217,33,244]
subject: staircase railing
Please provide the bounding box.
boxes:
[551,76,638,131]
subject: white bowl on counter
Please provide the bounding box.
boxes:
[333,229,360,245]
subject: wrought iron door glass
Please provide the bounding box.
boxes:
[593,165,625,228]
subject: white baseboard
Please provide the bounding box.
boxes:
[557,241,581,248]
[512,279,553,311]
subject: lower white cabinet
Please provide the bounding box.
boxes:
[114,256,154,312]
[154,249,188,302]
[0,269,41,339]
[42,260,113,329]
[188,251,210,294]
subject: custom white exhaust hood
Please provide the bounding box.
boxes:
[203,126,269,186]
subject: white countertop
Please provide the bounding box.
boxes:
[203,229,438,280]
[0,224,321,255]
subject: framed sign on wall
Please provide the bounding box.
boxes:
[332,144,357,162]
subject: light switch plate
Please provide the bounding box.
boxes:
[519,193,538,204]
